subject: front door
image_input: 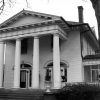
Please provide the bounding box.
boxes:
[20,69,30,88]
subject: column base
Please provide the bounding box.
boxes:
[11,87,20,90]
[31,87,40,89]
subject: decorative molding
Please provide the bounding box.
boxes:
[44,60,69,68]
[0,25,67,41]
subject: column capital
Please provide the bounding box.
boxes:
[34,36,39,39]
[53,33,59,37]
[15,38,22,41]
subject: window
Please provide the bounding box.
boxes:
[21,38,28,54]
[91,65,100,82]
[45,62,67,82]
[45,67,52,82]
[50,35,53,51]
[61,67,67,82]
[87,42,95,55]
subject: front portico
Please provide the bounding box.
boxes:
[0,10,68,89]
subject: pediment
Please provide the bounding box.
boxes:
[0,10,60,28]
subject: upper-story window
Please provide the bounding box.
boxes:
[87,43,95,55]
[87,42,92,55]
[21,38,28,54]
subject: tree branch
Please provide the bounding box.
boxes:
[0,0,29,15]
[25,0,29,8]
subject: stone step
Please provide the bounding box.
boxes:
[0,88,58,100]
[0,88,45,100]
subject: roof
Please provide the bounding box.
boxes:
[0,10,99,49]
[0,10,70,34]
[60,18,99,49]
[66,21,80,26]
[0,9,61,28]
[67,22,99,49]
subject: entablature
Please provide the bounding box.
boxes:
[0,24,68,41]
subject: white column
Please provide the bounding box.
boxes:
[14,38,21,88]
[0,41,4,87]
[53,34,61,89]
[32,36,39,89]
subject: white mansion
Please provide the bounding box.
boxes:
[0,7,99,89]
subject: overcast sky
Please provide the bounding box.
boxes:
[0,0,98,38]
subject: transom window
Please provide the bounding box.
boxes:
[45,62,68,83]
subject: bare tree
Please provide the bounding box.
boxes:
[0,0,5,15]
[0,0,29,15]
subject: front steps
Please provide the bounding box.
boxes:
[0,88,57,100]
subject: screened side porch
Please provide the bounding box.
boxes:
[83,59,100,83]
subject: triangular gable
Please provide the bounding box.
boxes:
[0,9,60,28]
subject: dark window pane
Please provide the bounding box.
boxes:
[61,68,67,82]
[21,38,28,54]
[45,68,51,81]
[51,35,53,51]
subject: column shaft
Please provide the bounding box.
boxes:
[53,34,61,89]
[0,42,4,87]
[32,37,39,89]
[14,39,21,88]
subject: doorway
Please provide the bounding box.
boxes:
[20,64,32,88]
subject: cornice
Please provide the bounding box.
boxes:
[0,19,69,34]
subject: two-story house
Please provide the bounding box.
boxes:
[0,6,99,90]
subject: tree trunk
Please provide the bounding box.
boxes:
[90,0,100,47]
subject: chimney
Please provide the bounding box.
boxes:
[78,6,84,23]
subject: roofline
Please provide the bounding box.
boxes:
[0,9,61,28]
[67,22,99,49]
[84,23,99,49]
[52,17,99,49]
[0,10,24,28]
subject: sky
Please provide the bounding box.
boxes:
[0,0,98,38]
